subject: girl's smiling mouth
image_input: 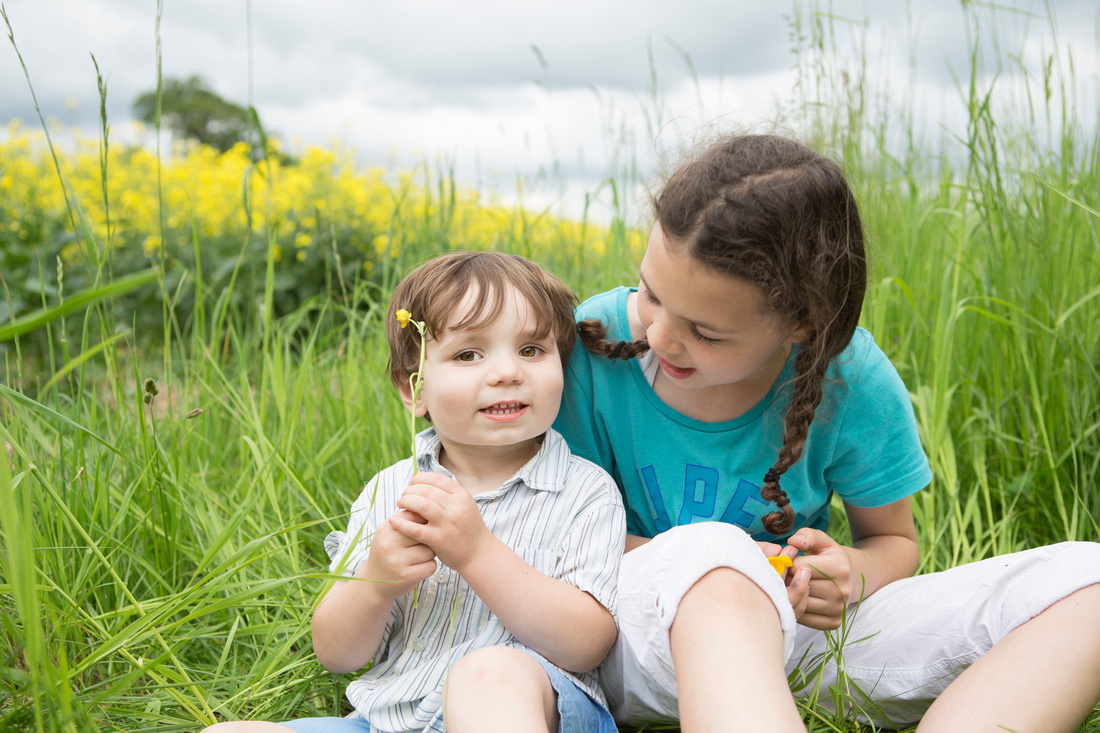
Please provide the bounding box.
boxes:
[656,355,696,380]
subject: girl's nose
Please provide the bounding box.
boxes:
[646,312,679,354]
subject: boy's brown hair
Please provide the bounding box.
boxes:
[386,251,578,389]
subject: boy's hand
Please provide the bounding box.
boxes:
[782,529,854,630]
[391,472,493,574]
[757,541,812,620]
[360,510,437,600]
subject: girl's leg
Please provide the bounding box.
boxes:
[671,567,807,732]
[443,646,559,733]
[785,541,1100,729]
[916,582,1100,733]
[600,523,800,729]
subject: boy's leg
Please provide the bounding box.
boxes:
[443,646,560,733]
[203,724,299,732]
[205,720,370,733]
[915,582,1100,733]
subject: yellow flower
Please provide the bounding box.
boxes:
[768,555,793,575]
[396,309,412,328]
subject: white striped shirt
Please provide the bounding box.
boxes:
[324,427,625,732]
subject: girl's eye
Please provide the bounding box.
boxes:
[519,345,543,358]
[642,286,659,304]
[455,351,479,362]
[690,329,720,345]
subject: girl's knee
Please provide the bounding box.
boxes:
[682,566,779,613]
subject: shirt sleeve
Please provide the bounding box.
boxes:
[325,473,388,577]
[551,461,626,616]
[824,332,933,508]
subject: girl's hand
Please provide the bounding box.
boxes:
[757,541,812,620]
[392,471,492,573]
[783,529,854,630]
[360,511,437,600]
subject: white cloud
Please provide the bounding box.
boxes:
[2,0,1096,222]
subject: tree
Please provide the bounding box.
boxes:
[133,76,256,153]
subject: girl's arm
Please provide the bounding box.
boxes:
[844,496,920,596]
[785,496,918,630]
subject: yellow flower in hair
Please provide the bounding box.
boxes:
[768,554,793,575]
[396,309,412,328]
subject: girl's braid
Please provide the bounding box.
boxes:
[577,319,649,361]
[760,339,829,535]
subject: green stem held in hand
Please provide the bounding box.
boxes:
[395,309,426,474]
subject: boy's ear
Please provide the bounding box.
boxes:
[397,379,429,417]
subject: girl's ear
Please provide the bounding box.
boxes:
[788,322,812,343]
[398,380,429,417]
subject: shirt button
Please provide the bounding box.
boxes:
[411,638,426,652]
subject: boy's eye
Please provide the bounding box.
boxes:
[519,345,543,358]
[455,351,479,362]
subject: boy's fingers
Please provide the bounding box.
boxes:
[408,471,461,494]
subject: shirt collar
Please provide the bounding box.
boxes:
[413,428,569,493]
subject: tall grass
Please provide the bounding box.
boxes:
[2,2,1098,731]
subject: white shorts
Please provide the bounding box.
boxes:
[600,522,1100,727]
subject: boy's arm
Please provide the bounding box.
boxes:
[459,536,617,673]
[312,513,436,674]
[392,472,620,673]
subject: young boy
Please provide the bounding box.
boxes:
[206,252,624,733]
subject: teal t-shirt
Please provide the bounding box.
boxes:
[553,287,932,541]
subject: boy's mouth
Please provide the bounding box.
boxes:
[480,401,528,418]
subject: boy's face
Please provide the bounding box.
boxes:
[400,284,564,459]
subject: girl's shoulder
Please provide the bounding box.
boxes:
[576,286,638,343]
[832,327,898,383]
[576,287,633,329]
[825,327,914,417]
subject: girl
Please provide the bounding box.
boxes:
[554,134,1100,731]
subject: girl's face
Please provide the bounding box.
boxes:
[636,224,805,405]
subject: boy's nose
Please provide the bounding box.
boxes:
[487,355,523,384]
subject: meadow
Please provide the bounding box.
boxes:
[1,3,1099,731]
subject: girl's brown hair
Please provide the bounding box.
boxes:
[387,251,578,390]
[580,134,867,535]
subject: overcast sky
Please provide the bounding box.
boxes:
[2,0,1097,219]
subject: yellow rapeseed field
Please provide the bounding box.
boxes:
[1,120,633,282]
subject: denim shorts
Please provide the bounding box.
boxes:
[280,652,616,733]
